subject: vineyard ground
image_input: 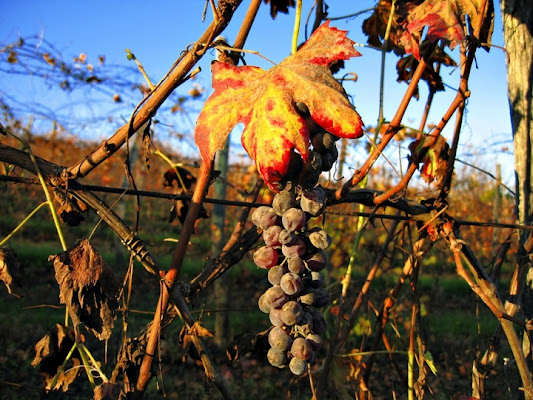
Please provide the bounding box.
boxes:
[0,233,519,399]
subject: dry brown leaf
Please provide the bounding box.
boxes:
[179,321,214,364]
[50,239,120,340]
[163,166,209,226]
[409,134,450,186]
[0,247,23,295]
[93,382,126,400]
[31,324,82,391]
[53,188,88,226]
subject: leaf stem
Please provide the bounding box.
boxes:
[49,341,78,390]
[126,49,155,91]
[291,0,303,54]
[4,129,67,251]
[378,0,396,127]
[0,201,47,247]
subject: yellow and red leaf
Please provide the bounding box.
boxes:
[194,21,364,191]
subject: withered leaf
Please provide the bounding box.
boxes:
[396,41,457,97]
[362,0,416,55]
[93,382,126,400]
[179,321,214,364]
[263,0,295,19]
[142,120,152,171]
[226,329,270,362]
[53,188,88,226]
[163,166,209,226]
[31,324,82,391]
[364,0,493,60]
[0,247,23,296]
[50,239,120,340]
[409,134,449,186]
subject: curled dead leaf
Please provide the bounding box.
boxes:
[93,382,126,400]
[53,188,89,226]
[179,321,214,364]
[263,0,295,18]
[409,135,449,186]
[50,239,120,340]
[32,324,82,391]
[163,166,210,226]
[0,247,23,296]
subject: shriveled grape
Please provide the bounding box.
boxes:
[309,309,327,335]
[291,337,313,360]
[280,272,303,296]
[306,332,324,350]
[272,190,294,216]
[263,285,288,309]
[258,293,271,314]
[305,250,327,272]
[268,326,293,351]
[282,237,306,259]
[251,206,271,228]
[253,246,279,269]
[308,227,332,250]
[312,287,330,308]
[278,229,296,245]
[281,301,303,326]
[300,187,326,216]
[289,357,308,375]
[282,208,306,232]
[268,264,287,286]
[267,347,287,368]
[269,308,285,327]
[287,257,306,274]
[259,208,281,230]
[263,225,283,247]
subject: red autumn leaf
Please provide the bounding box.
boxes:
[194,21,364,191]
[400,0,494,60]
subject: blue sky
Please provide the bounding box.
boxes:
[0,0,514,185]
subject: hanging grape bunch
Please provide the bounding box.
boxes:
[251,104,338,375]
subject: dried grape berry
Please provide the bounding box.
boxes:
[280,272,303,296]
[281,301,303,326]
[300,188,326,216]
[268,264,287,286]
[306,332,324,350]
[287,257,305,274]
[278,229,296,245]
[269,308,285,327]
[282,208,306,232]
[273,190,294,216]
[267,347,287,367]
[253,246,279,269]
[263,225,283,247]
[305,250,327,272]
[262,285,288,309]
[269,326,293,351]
[291,337,313,360]
[308,227,332,250]
[281,237,306,259]
[289,357,308,375]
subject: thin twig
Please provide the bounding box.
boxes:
[66,0,243,179]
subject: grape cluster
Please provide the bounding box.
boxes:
[252,187,332,375]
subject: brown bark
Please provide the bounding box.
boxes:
[501,3,533,395]
[501,0,533,231]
